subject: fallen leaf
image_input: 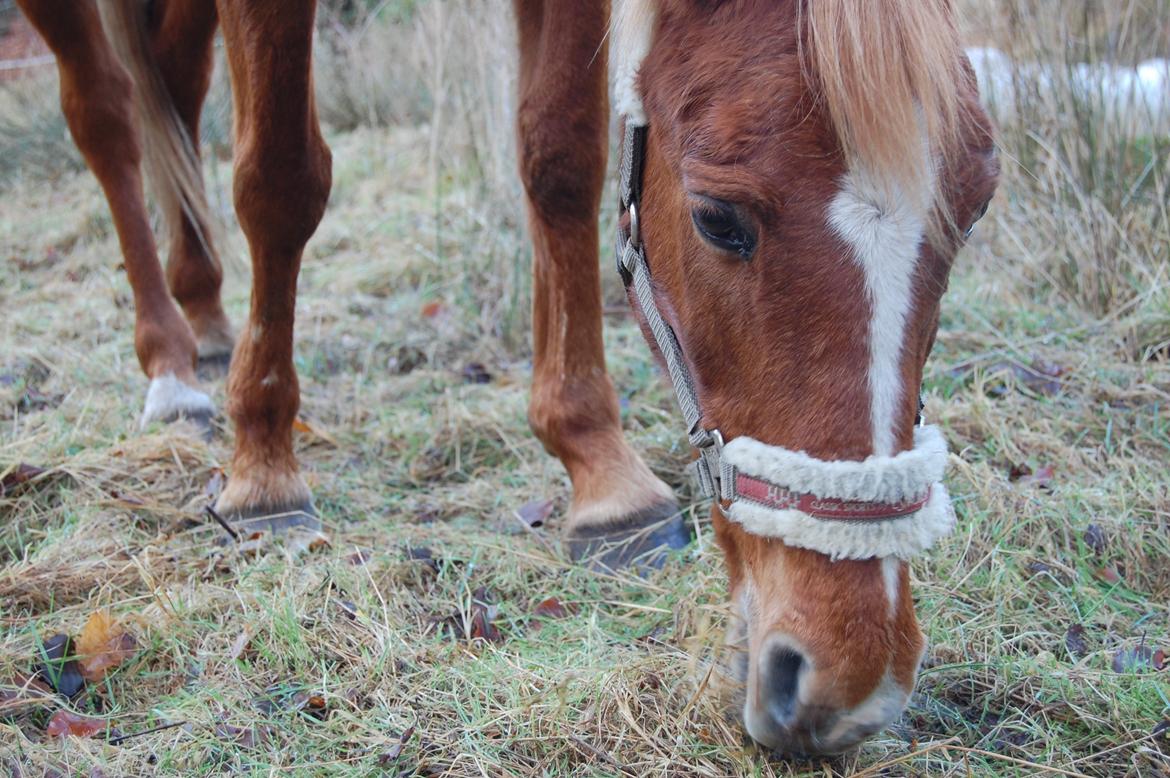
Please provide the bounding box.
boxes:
[1112,644,1165,673]
[46,710,106,739]
[421,300,444,318]
[1093,565,1123,585]
[379,725,416,766]
[532,597,574,620]
[1084,524,1108,555]
[36,634,84,698]
[0,672,55,715]
[468,588,503,643]
[460,362,492,384]
[292,416,340,447]
[514,499,553,529]
[76,611,137,683]
[434,588,503,643]
[229,631,252,661]
[214,722,266,748]
[0,463,47,497]
[1064,624,1088,659]
[405,546,440,574]
[346,548,372,565]
[292,691,328,720]
[1016,464,1055,489]
[392,345,427,374]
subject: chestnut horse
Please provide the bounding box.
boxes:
[17,0,998,756]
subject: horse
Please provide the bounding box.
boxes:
[15,0,998,756]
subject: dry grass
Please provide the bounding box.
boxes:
[2,2,1169,776]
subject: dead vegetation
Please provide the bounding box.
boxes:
[1,1,1168,775]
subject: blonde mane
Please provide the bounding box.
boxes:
[614,0,965,186]
[803,0,964,185]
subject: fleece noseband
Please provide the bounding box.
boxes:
[615,122,955,561]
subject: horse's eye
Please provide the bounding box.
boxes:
[965,199,991,239]
[691,196,756,259]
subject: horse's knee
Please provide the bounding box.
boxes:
[232,133,332,249]
[516,101,606,224]
[528,375,622,460]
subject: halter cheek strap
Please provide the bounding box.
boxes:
[615,121,956,561]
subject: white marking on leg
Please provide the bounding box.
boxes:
[141,373,215,428]
[881,556,901,616]
[828,158,933,457]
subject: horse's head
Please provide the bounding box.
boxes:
[613,0,999,754]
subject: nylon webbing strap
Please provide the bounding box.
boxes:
[617,122,722,498]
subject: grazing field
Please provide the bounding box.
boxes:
[1,1,1168,776]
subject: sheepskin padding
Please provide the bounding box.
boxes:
[722,424,948,503]
[719,425,955,559]
[725,483,955,560]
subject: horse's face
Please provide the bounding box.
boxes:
[625,0,999,754]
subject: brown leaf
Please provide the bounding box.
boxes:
[420,300,444,318]
[379,725,416,766]
[1064,624,1088,659]
[460,362,492,384]
[1112,644,1164,673]
[393,345,427,374]
[1021,465,1055,489]
[1084,524,1108,555]
[214,722,266,748]
[0,672,55,715]
[0,463,47,497]
[1093,565,1123,585]
[514,499,553,529]
[292,416,340,447]
[346,548,373,565]
[37,634,85,698]
[434,588,503,643]
[46,710,107,739]
[405,546,440,574]
[532,597,574,620]
[292,691,329,720]
[76,611,137,683]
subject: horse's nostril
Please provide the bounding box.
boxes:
[764,647,804,727]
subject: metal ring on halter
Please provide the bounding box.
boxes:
[628,202,640,248]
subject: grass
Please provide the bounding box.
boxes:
[2,2,1170,776]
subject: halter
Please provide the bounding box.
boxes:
[615,122,955,561]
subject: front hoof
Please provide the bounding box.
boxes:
[141,374,217,439]
[216,500,321,541]
[566,502,691,573]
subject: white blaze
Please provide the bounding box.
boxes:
[827,162,933,457]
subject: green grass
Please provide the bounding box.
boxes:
[2,16,1170,776]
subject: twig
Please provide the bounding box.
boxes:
[107,720,186,745]
[567,736,629,774]
[204,505,240,542]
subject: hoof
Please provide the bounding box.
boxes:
[566,502,691,573]
[196,351,232,381]
[214,500,321,542]
[141,374,216,439]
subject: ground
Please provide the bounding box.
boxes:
[2,19,1170,778]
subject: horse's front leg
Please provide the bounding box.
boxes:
[514,0,688,569]
[212,0,331,534]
